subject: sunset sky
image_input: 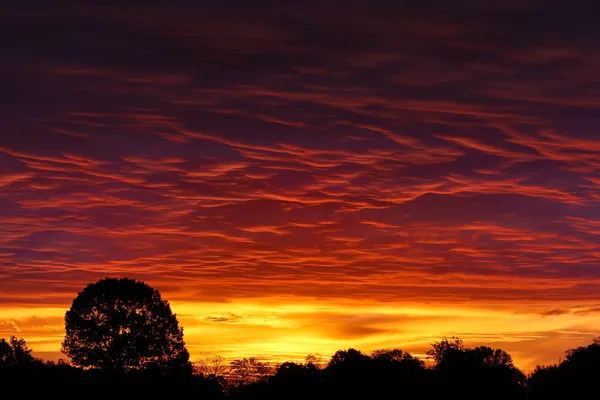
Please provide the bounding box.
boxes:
[2,1,600,370]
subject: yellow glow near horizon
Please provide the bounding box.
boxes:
[2,299,598,371]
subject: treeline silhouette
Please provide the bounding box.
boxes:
[1,278,598,399]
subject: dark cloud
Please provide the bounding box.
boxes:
[540,304,600,317]
[204,313,244,324]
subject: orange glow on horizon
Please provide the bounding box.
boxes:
[4,297,599,371]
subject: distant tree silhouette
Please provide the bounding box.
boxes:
[427,337,525,399]
[562,336,600,372]
[528,364,560,399]
[426,336,465,364]
[326,348,371,372]
[276,361,319,376]
[371,348,423,368]
[229,357,271,386]
[196,353,227,378]
[324,348,372,398]
[529,337,600,398]
[0,336,36,367]
[259,361,322,400]
[61,277,190,373]
[370,348,427,398]
[303,353,324,369]
[371,348,425,379]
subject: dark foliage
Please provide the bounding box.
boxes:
[62,277,191,373]
[228,357,272,386]
[0,336,36,367]
[0,361,224,400]
[528,364,561,399]
[427,337,526,399]
[529,337,600,398]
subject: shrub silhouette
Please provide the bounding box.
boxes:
[62,277,191,373]
[0,336,36,367]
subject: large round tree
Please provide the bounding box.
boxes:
[62,277,190,373]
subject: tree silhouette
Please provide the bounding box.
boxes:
[229,357,271,386]
[426,336,464,364]
[303,353,324,369]
[370,348,427,398]
[562,336,600,372]
[427,337,525,399]
[61,277,190,373]
[371,348,423,368]
[196,353,227,378]
[326,348,371,372]
[529,336,600,397]
[0,336,35,367]
[528,364,561,399]
[265,361,322,400]
[371,348,425,379]
[324,348,372,398]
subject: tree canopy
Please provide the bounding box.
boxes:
[0,336,36,367]
[229,357,271,386]
[61,277,190,373]
[426,337,526,399]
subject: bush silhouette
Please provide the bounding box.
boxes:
[62,277,191,373]
[0,336,36,367]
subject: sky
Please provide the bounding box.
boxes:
[2,0,600,370]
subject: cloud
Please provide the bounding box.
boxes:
[203,313,244,324]
[540,305,600,317]
[0,319,23,333]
